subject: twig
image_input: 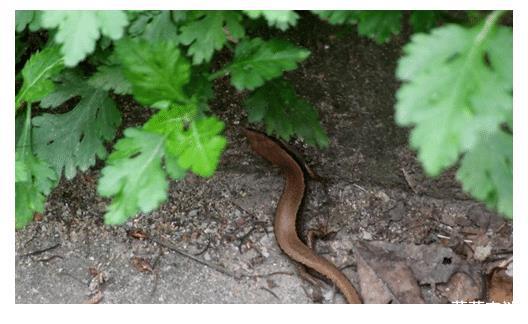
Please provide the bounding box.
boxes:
[352,184,367,193]
[244,271,295,279]
[194,239,211,256]
[401,167,418,194]
[19,243,60,257]
[260,287,280,301]
[151,235,239,279]
[150,246,163,298]
[37,255,64,263]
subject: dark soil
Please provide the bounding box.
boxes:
[15,12,512,304]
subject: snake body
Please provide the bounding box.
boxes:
[244,128,362,304]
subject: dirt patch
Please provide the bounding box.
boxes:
[15,12,512,304]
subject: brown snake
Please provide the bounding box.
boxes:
[244,128,362,304]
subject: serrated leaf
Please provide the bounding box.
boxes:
[33,72,121,179]
[88,64,132,95]
[245,79,329,148]
[15,108,57,229]
[143,11,179,42]
[16,10,35,32]
[98,128,168,225]
[314,10,402,43]
[15,45,64,109]
[312,10,358,25]
[396,21,512,176]
[409,11,440,33]
[223,38,310,91]
[145,104,226,177]
[128,11,179,42]
[179,11,245,64]
[244,10,299,31]
[115,38,191,108]
[172,118,227,177]
[15,154,30,182]
[184,65,214,112]
[41,10,128,66]
[456,131,512,218]
[354,11,402,43]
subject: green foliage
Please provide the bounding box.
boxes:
[396,12,512,217]
[97,128,169,225]
[15,10,513,228]
[354,11,402,43]
[410,11,441,33]
[116,38,191,108]
[313,10,402,43]
[15,108,57,229]
[244,10,299,31]
[312,10,358,25]
[88,64,132,95]
[15,10,42,32]
[245,78,329,148]
[32,72,122,179]
[144,104,227,177]
[457,131,512,218]
[41,10,128,66]
[221,38,310,91]
[128,11,179,42]
[98,102,227,224]
[180,11,245,64]
[15,45,64,110]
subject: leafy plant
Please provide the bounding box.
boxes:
[395,11,512,218]
[14,10,513,229]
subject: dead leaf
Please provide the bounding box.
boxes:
[84,290,104,304]
[131,256,153,273]
[354,241,424,304]
[487,268,513,303]
[437,272,482,302]
[127,229,148,240]
[368,241,479,286]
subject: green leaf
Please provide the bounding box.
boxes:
[313,10,402,43]
[115,38,191,108]
[222,38,310,91]
[244,10,299,31]
[15,154,30,182]
[172,117,227,177]
[179,11,245,64]
[409,11,441,33]
[142,11,179,42]
[457,131,512,218]
[145,104,227,177]
[184,65,214,112]
[15,45,64,110]
[41,10,128,66]
[354,11,402,43]
[245,79,329,148]
[33,72,122,179]
[312,10,358,25]
[88,64,132,95]
[16,10,35,32]
[128,11,179,42]
[396,20,512,176]
[98,128,168,225]
[16,108,57,229]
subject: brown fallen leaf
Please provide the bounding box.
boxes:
[367,241,481,287]
[127,229,148,240]
[487,268,513,303]
[84,290,104,304]
[354,241,424,304]
[131,256,153,273]
[437,272,482,303]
